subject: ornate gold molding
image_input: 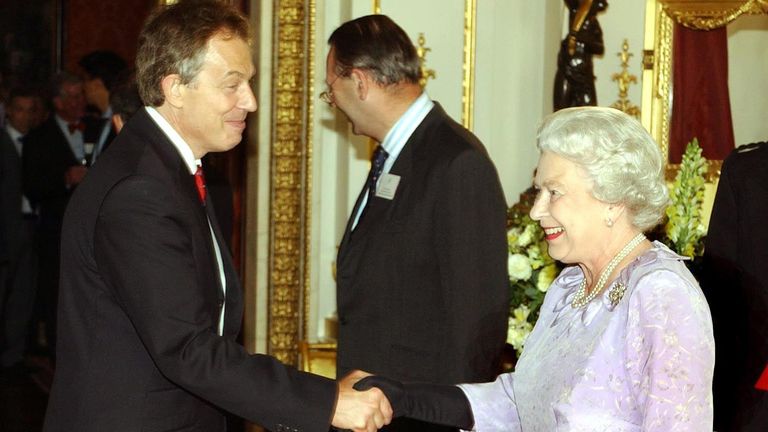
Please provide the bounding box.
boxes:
[268,0,312,366]
[660,0,768,29]
[642,1,674,161]
[657,8,673,162]
[302,0,316,360]
[462,0,477,130]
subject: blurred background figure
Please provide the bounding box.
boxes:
[108,70,141,133]
[0,86,41,377]
[21,71,100,361]
[78,50,128,161]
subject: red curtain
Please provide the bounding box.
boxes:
[669,24,735,163]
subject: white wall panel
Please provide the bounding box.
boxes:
[728,14,768,147]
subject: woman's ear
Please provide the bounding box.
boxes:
[605,204,627,227]
[161,74,184,108]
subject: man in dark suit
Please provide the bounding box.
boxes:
[703,141,768,432]
[324,15,509,432]
[43,2,390,431]
[0,87,39,373]
[78,49,128,159]
[21,71,97,358]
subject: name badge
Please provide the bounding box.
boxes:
[376,173,400,200]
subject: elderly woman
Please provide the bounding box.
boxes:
[354,106,715,431]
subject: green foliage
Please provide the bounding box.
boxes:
[664,139,707,258]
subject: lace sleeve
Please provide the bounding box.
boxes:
[458,373,521,431]
[625,268,715,431]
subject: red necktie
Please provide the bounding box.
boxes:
[756,363,768,391]
[194,165,207,205]
[68,121,86,134]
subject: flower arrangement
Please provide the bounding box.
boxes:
[505,187,562,355]
[663,139,707,259]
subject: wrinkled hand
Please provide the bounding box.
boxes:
[332,370,393,432]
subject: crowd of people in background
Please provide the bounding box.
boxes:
[0,49,140,375]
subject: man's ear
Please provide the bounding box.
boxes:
[350,69,370,100]
[161,74,184,108]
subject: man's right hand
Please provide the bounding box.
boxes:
[332,370,393,432]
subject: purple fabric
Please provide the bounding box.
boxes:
[460,242,714,431]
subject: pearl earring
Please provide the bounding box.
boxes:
[606,218,614,227]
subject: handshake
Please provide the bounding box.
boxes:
[332,371,392,432]
[330,370,474,432]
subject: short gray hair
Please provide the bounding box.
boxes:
[537,107,669,231]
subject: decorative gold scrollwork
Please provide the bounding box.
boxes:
[660,0,768,30]
[416,33,436,89]
[610,39,641,119]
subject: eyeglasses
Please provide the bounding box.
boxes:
[319,73,344,105]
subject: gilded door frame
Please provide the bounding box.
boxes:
[641,0,768,167]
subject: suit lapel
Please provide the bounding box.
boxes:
[137,110,239,333]
[203,193,243,334]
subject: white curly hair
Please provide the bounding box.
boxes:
[536,106,669,231]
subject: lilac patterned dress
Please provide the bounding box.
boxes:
[459,242,714,431]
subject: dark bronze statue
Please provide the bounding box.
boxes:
[553,0,608,111]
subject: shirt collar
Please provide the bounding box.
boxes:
[5,123,23,143]
[145,106,201,174]
[54,114,75,135]
[379,92,434,172]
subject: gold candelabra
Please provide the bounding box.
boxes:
[416,33,436,88]
[611,39,641,119]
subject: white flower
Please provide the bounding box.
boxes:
[507,305,533,353]
[527,243,544,269]
[512,304,531,322]
[507,228,523,253]
[536,263,558,292]
[508,253,533,282]
[517,224,537,248]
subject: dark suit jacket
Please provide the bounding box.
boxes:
[703,141,768,432]
[43,109,336,432]
[0,130,20,263]
[336,103,509,385]
[22,116,81,238]
[1,129,26,255]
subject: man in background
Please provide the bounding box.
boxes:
[43,2,390,431]
[22,72,98,359]
[0,87,39,375]
[78,50,128,159]
[108,71,142,133]
[325,15,509,431]
[703,140,768,432]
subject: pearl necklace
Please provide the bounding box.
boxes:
[571,233,646,309]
